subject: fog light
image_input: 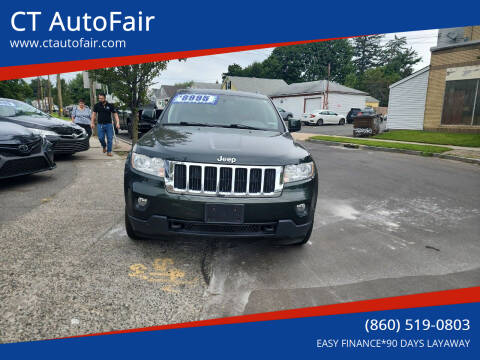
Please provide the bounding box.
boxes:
[137,197,148,207]
[295,203,307,217]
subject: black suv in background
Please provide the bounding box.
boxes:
[124,89,317,245]
[119,104,161,139]
[0,98,89,155]
[0,121,55,179]
[346,108,361,124]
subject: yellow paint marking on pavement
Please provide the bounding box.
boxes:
[128,258,198,292]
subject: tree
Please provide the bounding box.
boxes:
[361,67,401,107]
[66,73,90,106]
[57,74,63,117]
[380,36,421,78]
[223,40,354,84]
[223,63,244,78]
[351,35,384,76]
[0,79,33,101]
[174,80,194,88]
[91,62,168,145]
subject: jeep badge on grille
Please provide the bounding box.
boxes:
[217,155,237,164]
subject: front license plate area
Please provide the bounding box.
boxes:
[205,204,244,224]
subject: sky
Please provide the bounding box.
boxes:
[34,28,439,87]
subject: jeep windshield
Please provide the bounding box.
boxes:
[161,93,285,132]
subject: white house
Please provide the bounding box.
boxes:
[387,66,430,130]
[269,80,367,118]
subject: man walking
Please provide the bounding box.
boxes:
[91,93,120,156]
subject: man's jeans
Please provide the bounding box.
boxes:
[97,123,113,153]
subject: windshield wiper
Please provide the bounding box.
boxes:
[165,121,216,127]
[224,124,265,131]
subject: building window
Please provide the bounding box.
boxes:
[441,79,480,125]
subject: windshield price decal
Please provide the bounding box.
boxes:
[172,94,219,105]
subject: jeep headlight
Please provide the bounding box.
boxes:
[283,162,314,183]
[29,128,58,137]
[131,152,165,178]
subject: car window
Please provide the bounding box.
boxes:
[0,99,47,117]
[162,94,284,132]
[142,108,156,120]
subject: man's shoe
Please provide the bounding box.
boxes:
[103,147,107,153]
[107,152,113,157]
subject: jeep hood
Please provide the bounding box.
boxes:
[137,126,311,166]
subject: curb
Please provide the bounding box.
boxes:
[307,139,480,165]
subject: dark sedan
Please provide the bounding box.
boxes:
[0,121,56,180]
[0,98,89,155]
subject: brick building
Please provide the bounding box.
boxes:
[423,26,480,133]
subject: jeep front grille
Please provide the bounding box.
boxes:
[165,161,283,197]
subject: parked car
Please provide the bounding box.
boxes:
[301,109,346,126]
[0,98,89,155]
[276,107,293,121]
[0,121,56,179]
[353,108,386,137]
[124,89,317,245]
[118,104,161,139]
[346,108,361,124]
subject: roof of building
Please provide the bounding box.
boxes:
[151,85,183,99]
[389,66,430,89]
[366,96,380,103]
[225,76,288,96]
[269,80,367,97]
[191,82,221,89]
[431,39,480,52]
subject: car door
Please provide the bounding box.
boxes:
[321,111,332,124]
[318,110,328,123]
[328,111,339,124]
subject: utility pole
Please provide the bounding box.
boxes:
[323,63,330,110]
[57,74,63,117]
[47,75,53,113]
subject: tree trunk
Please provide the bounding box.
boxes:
[57,74,63,117]
[47,75,53,113]
[40,79,47,112]
[36,77,41,110]
[89,73,97,136]
[132,107,139,145]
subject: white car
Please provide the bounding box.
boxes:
[301,109,346,126]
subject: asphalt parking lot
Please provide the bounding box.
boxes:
[299,123,354,136]
[1,139,479,342]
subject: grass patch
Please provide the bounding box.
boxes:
[310,135,452,154]
[49,112,71,122]
[374,130,480,147]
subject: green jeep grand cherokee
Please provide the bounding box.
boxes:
[124,89,318,245]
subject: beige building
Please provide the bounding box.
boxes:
[423,26,480,133]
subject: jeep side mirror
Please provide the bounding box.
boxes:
[288,118,301,132]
